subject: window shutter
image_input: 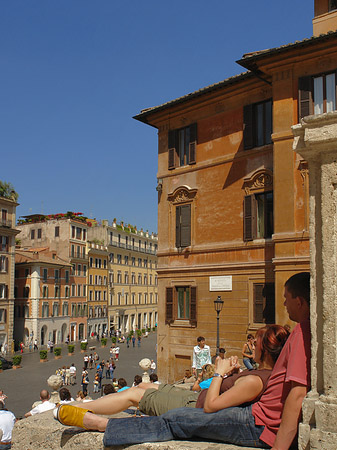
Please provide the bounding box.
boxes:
[176,206,181,248]
[165,287,174,324]
[5,285,8,299]
[189,123,197,164]
[243,195,256,241]
[190,286,197,326]
[243,104,254,150]
[5,257,8,273]
[254,283,264,323]
[180,204,191,248]
[298,76,313,120]
[168,130,177,169]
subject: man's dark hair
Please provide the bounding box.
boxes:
[118,378,127,388]
[285,272,310,305]
[133,375,142,386]
[219,347,226,354]
[197,336,205,343]
[59,388,72,401]
[150,373,158,382]
[103,384,116,395]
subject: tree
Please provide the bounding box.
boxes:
[0,181,19,201]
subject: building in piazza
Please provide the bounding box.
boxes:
[87,220,158,334]
[0,191,20,351]
[16,212,89,342]
[14,248,71,346]
[134,0,337,382]
[87,241,109,338]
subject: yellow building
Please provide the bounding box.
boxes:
[87,242,109,337]
[88,220,158,334]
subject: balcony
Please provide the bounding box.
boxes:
[0,219,12,228]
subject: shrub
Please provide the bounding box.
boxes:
[68,344,75,353]
[54,347,62,356]
[111,336,117,344]
[0,360,2,370]
[152,327,156,331]
[80,342,88,351]
[136,329,142,337]
[141,328,146,334]
[101,338,107,346]
[147,327,151,332]
[40,350,48,360]
[13,355,22,366]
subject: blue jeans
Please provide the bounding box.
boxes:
[103,405,270,448]
[243,358,254,370]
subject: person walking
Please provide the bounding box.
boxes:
[192,336,211,377]
[81,369,89,396]
[132,335,136,348]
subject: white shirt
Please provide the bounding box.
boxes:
[0,410,15,443]
[30,400,56,416]
[69,366,76,374]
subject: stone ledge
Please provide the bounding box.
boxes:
[12,409,264,450]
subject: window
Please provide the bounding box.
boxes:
[117,254,122,264]
[42,286,48,298]
[0,236,8,252]
[0,309,6,323]
[63,302,68,316]
[72,226,75,238]
[55,286,60,298]
[65,270,69,283]
[117,271,122,283]
[83,229,86,241]
[37,228,42,239]
[83,285,86,297]
[65,286,69,298]
[83,265,87,277]
[77,265,81,276]
[144,259,148,268]
[55,226,59,237]
[43,268,48,282]
[89,290,93,301]
[89,257,93,267]
[131,257,135,266]
[72,264,75,275]
[42,303,49,318]
[243,99,272,150]
[150,293,153,304]
[144,275,147,285]
[103,259,107,269]
[71,284,76,296]
[23,286,29,298]
[138,274,142,285]
[165,286,197,324]
[124,255,128,265]
[118,293,121,306]
[0,256,8,273]
[138,293,142,304]
[31,229,35,240]
[77,285,81,296]
[168,123,197,169]
[124,272,129,284]
[71,245,75,257]
[109,253,114,263]
[138,258,142,267]
[329,0,337,11]
[253,283,275,324]
[25,268,29,277]
[244,192,273,241]
[77,246,80,258]
[132,293,135,304]
[131,273,135,284]
[176,204,191,248]
[53,303,59,317]
[0,285,8,299]
[76,227,81,240]
[54,269,59,282]
[299,71,337,118]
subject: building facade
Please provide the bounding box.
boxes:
[134,0,337,382]
[16,213,88,342]
[0,196,19,351]
[87,242,109,337]
[87,221,158,334]
[14,248,71,346]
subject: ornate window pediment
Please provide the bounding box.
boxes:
[167,186,197,204]
[243,169,273,195]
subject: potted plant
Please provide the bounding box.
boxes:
[0,360,3,372]
[54,347,62,359]
[12,355,22,369]
[40,350,48,362]
[152,327,156,332]
[111,336,117,344]
[101,338,107,347]
[80,342,88,352]
[141,328,146,334]
[68,344,75,355]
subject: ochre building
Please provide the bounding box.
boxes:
[134,0,337,382]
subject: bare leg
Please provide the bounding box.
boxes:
[83,412,109,431]
[72,386,145,415]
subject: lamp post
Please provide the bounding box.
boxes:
[214,295,224,356]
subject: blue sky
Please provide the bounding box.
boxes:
[1,1,313,233]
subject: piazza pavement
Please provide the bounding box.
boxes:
[0,332,157,419]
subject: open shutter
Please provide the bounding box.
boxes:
[5,257,8,273]
[176,206,181,248]
[190,286,197,326]
[254,283,265,323]
[165,287,174,324]
[168,130,177,170]
[5,285,8,299]
[243,104,254,150]
[180,204,191,248]
[243,195,256,241]
[189,123,197,164]
[298,76,313,120]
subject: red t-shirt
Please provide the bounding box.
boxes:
[252,319,311,447]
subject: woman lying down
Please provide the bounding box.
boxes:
[54,325,289,435]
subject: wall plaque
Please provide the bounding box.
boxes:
[209,276,232,291]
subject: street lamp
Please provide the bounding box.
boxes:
[214,295,224,356]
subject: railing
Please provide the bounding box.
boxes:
[0,219,12,228]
